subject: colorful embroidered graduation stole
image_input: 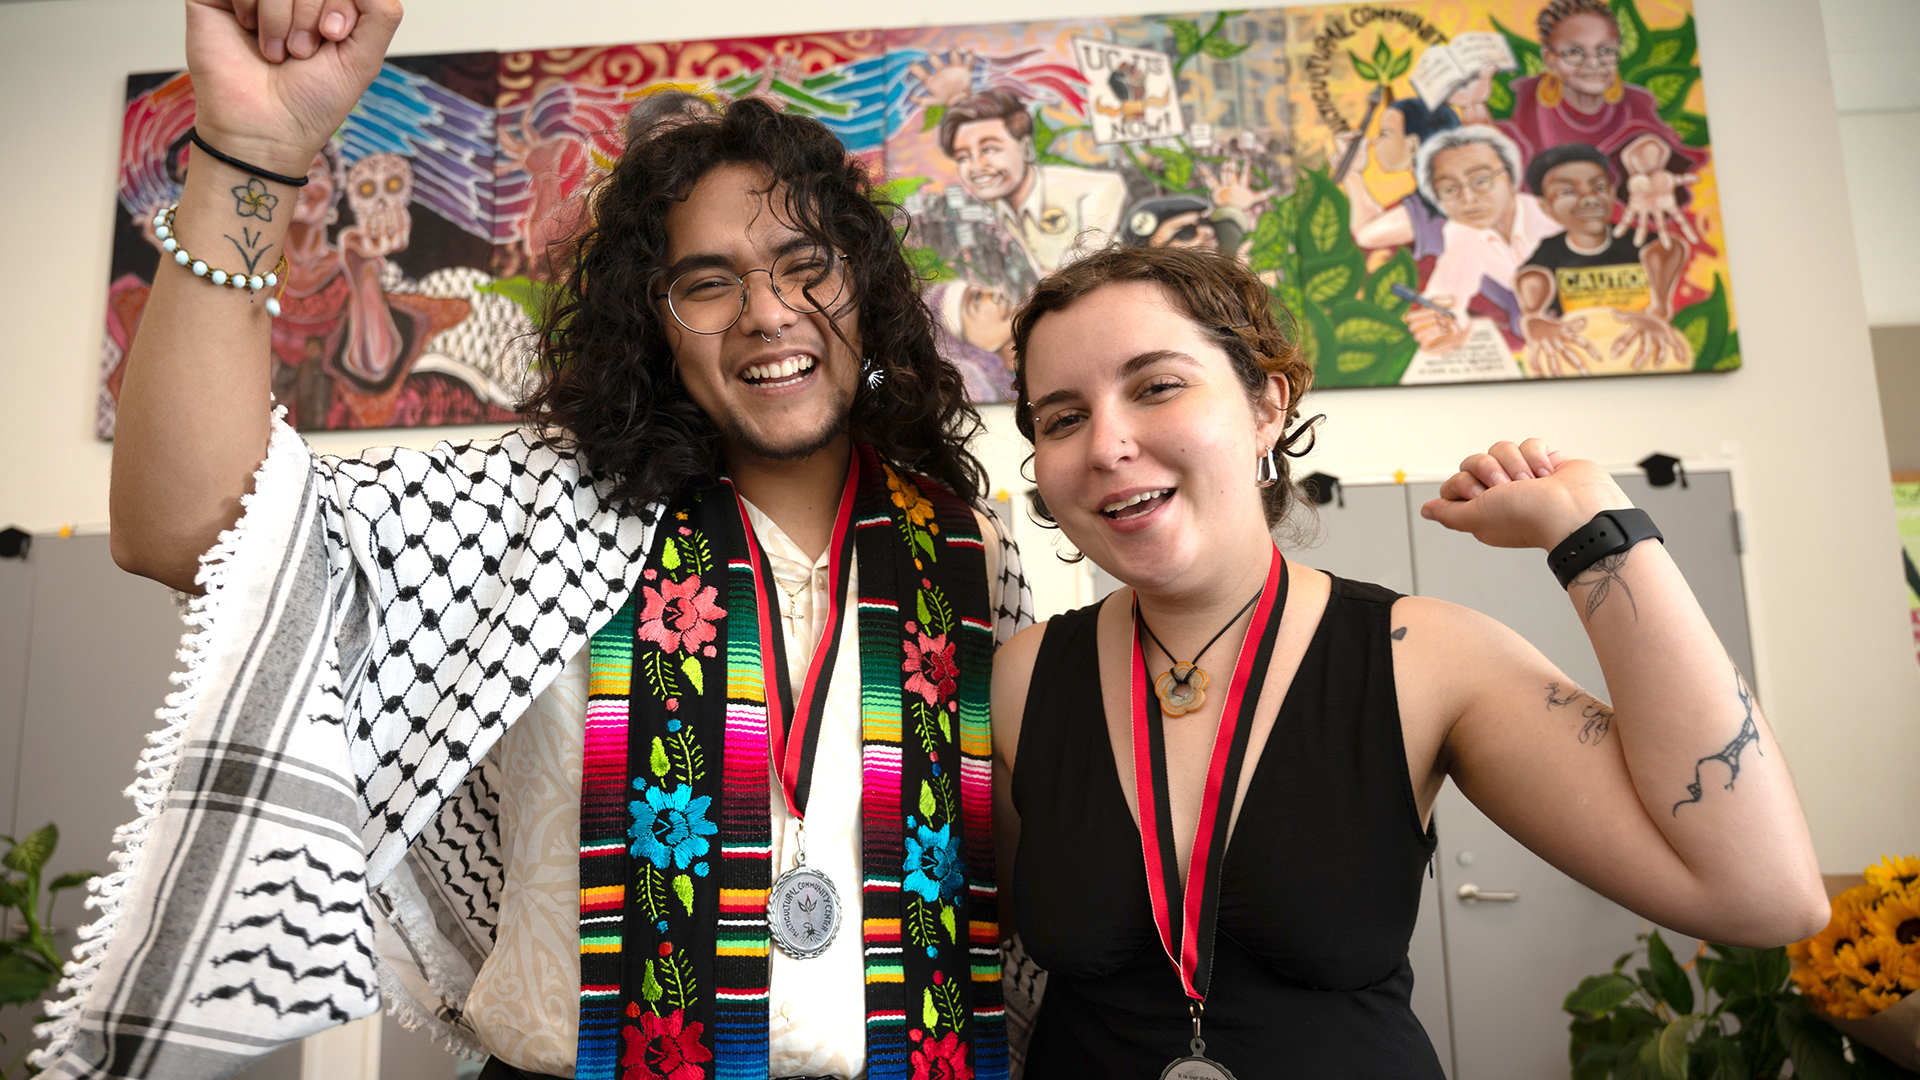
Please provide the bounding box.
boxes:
[576,445,1004,1080]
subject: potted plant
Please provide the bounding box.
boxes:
[1,824,97,1080]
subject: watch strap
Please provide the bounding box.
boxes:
[1547,508,1663,589]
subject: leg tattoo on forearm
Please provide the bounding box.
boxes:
[1571,552,1637,621]
[1544,681,1615,745]
[1671,665,1761,815]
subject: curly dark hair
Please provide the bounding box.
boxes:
[1008,245,1320,529]
[522,95,986,508]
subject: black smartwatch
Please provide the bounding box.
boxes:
[1547,508,1664,589]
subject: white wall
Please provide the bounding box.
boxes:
[1824,0,1920,326]
[1,0,1914,872]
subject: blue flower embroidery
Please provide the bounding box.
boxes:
[902,822,963,903]
[629,784,718,870]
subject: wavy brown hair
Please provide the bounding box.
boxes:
[1008,245,1319,528]
[522,96,986,507]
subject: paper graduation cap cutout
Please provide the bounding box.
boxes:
[1301,472,1343,507]
[0,527,29,560]
[1637,453,1687,488]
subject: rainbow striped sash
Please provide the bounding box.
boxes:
[577,446,1004,1079]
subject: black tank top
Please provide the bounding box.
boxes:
[1011,576,1444,1078]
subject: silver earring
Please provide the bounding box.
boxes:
[1255,445,1280,488]
[862,358,885,388]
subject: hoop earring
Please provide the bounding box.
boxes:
[1537,72,1563,109]
[1602,74,1624,104]
[1255,445,1281,488]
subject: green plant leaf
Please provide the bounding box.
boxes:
[680,654,704,697]
[1647,931,1694,1015]
[1655,1014,1694,1079]
[1200,36,1251,60]
[672,873,695,915]
[1777,999,1852,1080]
[0,878,22,908]
[1694,1034,1746,1080]
[1565,973,1641,1018]
[47,871,96,893]
[2,823,56,874]
[1167,19,1202,58]
[0,950,57,1005]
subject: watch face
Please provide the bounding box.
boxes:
[768,866,841,959]
[1160,1055,1237,1080]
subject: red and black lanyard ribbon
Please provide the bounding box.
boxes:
[1131,547,1289,1004]
[729,459,859,821]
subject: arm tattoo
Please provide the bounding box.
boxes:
[1391,626,1407,641]
[232,178,279,221]
[225,227,271,275]
[1571,551,1637,620]
[1671,665,1762,815]
[1544,681,1614,746]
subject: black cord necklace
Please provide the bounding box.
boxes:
[1135,587,1264,718]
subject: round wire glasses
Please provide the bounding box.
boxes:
[652,249,851,335]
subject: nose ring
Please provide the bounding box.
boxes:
[759,327,783,344]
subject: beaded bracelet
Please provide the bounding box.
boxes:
[152,204,287,317]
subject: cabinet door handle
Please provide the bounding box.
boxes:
[1456,883,1520,904]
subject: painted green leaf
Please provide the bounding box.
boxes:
[651,737,670,778]
[904,245,958,283]
[1200,37,1251,60]
[1160,150,1194,191]
[473,275,562,329]
[681,654,704,697]
[940,904,957,942]
[1711,334,1740,372]
[1388,49,1412,80]
[660,538,681,572]
[919,781,937,821]
[1636,67,1699,118]
[1487,75,1515,118]
[1246,207,1291,275]
[3,823,56,874]
[1372,37,1392,69]
[1335,349,1378,374]
[1365,251,1418,311]
[1167,19,1202,60]
[874,176,933,205]
[1612,0,1649,67]
[1668,111,1710,148]
[921,105,946,133]
[1646,37,1681,66]
[923,988,940,1032]
[1349,52,1381,83]
[1307,195,1342,257]
[1304,265,1354,306]
[673,873,695,915]
[1334,315,1404,345]
[1673,276,1730,372]
[642,960,664,1003]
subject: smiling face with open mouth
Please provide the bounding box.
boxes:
[1024,279,1287,595]
[659,163,861,468]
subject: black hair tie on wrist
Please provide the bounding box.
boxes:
[187,127,310,188]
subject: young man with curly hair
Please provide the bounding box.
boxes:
[75,5,1029,1080]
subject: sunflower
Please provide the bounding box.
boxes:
[1837,935,1914,1014]
[1792,885,1878,1011]
[1865,854,1920,894]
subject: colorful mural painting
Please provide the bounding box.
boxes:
[100,0,1737,430]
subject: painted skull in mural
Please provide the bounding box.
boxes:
[345,153,415,255]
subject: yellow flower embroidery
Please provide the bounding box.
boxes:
[885,466,936,529]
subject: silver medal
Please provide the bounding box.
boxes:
[768,864,841,959]
[1159,1039,1237,1080]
